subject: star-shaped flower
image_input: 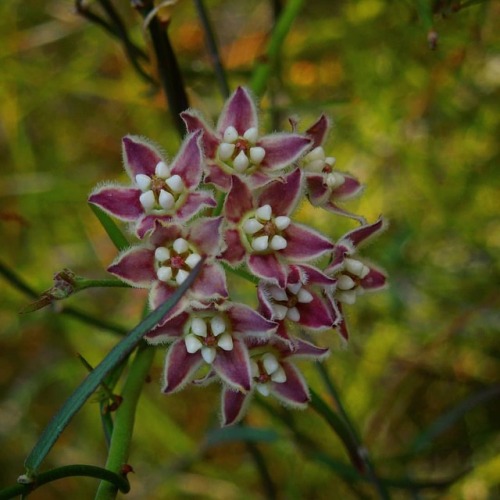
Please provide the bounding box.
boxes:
[88,132,216,238]
[182,87,312,190]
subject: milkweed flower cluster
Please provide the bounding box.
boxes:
[89,87,387,425]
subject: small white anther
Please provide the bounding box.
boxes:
[233,150,249,172]
[157,266,172,282]
[306,146,325,162]
[165,174,184,193]
[271,366,287,383]
[297,288,314,303]
[337,290,357,305]
[256,204,272,221]
[274,216,291,231]
[210,315,226,336]
[252,235,269,252]
[249,146,266,164]
[326,172,345,188]
[325,156,337,166]
[273,304,288,321]
[201,346,216,364]
[139,190,156,211]
[262,353,279,375]
[159,190,175,210]
[185,334,203,353]
[344,258,365,277]
[155,246,170,262]
[269,286,288,302]
[155,161,170,178]
[191,317,207,337]
[286,307,300,322]
[243,127,258,143]
[270,235,287,251]
[223,126,238,143]
[217,332,234,351]
[218,142,235,161]
[256,384,270,396]
[287,282,302,295]
[135,174,151,191]
[185,253,202,269]
[243,218,264,235]
[251,360,259,377]
[338,275,356,290]
[307,159,326,172]
[173,238,189,254]
[360,265,370,279]
[175,269,189,285]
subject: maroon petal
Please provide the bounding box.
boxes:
[297,292,335,330]
[162,340,204,394]
[107,247,155,287]
[283,223,333,261]
[149,281,188,322]
[271,362,309,407]
[213,338,252,392]
[217,87,258,135]
[248,253,287,287]
[257,284,274,320]
[333,174,364,200]
[259,134,312,171]
[149,222,182,247]
[305,114,330,148]
[227,303,276,336]
[136,215,171,239]
[306,174,330,206]
[192,263,228,300]
[204,162,232,191]
[222,387,250,426]
[122,135,163,178]
[189,217,223,256]
[323,200,367,224]
[340,217,387,249]
[224,175,254,223]
[258,169,302,216]
[220,228,246,264]
[361,267,387,290]
[145,312,188,344]
[171,132,204,189]
[181,110,220,158]
[296,264,336,286]
[334,301,349,340]
[286,338,330,360]
[88,185,143,221]
[175,191,217,221]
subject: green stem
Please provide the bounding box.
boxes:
[95,343,155,500]
[222,262,259,285]
[74,277,130,291]
[0,464,129,500]
[250,0,304,96]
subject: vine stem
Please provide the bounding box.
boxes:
[95,343,156,500]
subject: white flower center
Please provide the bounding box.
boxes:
[251,353,287,396]
[184,314,233,364]
[217,126,266,173]
[154,238,201,286]
[335,258,370,305]
[242,204,291,253]
[267,282,314,322]
[135,161,186,214]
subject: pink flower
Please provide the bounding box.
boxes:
[325,218,388,339]
[220,169,334,287]
[222,337,329,426]
[258,264,337,343]
[107,217,228,320]
[182,87,312,190]
[146,302,277,394]
[301,115,366,223]
[88,132,216,238]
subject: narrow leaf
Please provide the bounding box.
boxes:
[23,258,205,476]
[90,204,129,251]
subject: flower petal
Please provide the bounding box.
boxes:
[361,267,387,290]
[222,387,250,426]
[296,291,335,330]
[248,253,287,287]
[162,340,204,393]
[148,281,189,322]
[224,175,254,224]
[145,312,188,345]
[181,110,220,158]
[258,169,302,216]
[259,134,311,171]
[192,262,228,300]
[305,114,330,148]
[204,162,233,191]
[170,131,204,189]
[220,228,246,264]
[282,223,333,261]
[340,217,387,249]
[122,135,163,178]
[88,184,143,221]
[217,87,258,136]
[188,216,223,256]
[285,338,330,360]
[107,247,155,287]
[323,200,367,224]
[270,362,310,407]
[175,191,217,221]
[306,174,330,206]
[333,174,364,200]
[295,264,336,286]
[213,338,252,392]
[227,303,276,337]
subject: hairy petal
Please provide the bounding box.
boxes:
[175,191,217,221]
[227,303,276,336]
[361,267,387,290]
[271,362,310,407]
[189,216,223,256]
[122,135,163,178]
[297,292,335,330]
[222,387,250,426]
[220,228,246,264]
[258,169,302,216]
[248,253,287,287]
[259,134,311,171]
[217,87,258,135]
[213,338,252,392]
[88,185,143,221]
[192,263,228,300]
[145,312,188,345]
[283,223,333,261]
[181,110,220,158]
[305,114,330,148]
[225,175,254,224]
[171,131,204,189]
[340,217,387,249]
[204,162,232,191]
[162,340,204,394]
[107,246,155,287]
[286,338,330,361]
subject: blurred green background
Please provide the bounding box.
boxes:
[1,1,499,498]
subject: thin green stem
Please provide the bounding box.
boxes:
[74,277,130,291]
[193,0,230,98]
[245,441,277,500]
[0,464,129,500]
[250,0,304,96]
[222,262,259,285]
[95,343,156,500]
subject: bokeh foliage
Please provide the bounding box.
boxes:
[1,0,499,498]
